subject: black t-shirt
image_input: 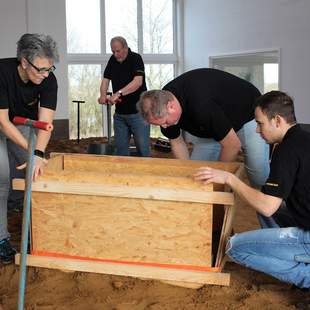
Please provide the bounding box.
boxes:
[161,68,261,141]
[0,58,58,121]
[104,49,147,115]
[262,125,310,230]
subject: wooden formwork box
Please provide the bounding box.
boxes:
[14,153,243,287]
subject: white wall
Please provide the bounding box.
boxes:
[27,0,68,119]
[0,0,68,120]
[0,0,27,57]
[184,0,310,123]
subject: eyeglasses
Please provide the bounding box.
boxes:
[26,59,56,74]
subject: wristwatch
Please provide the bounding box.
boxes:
[34,149,46,159]
[117,90,123,98]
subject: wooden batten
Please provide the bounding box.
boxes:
[15,254,230,286]
[13,178,234,205]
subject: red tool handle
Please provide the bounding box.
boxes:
[13,117,53,132]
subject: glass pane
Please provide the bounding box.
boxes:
[145,64,174,89]
[66,0,101,53]
[211,51,279,94]
[105,0,137,53]
[143,0,173,53]
[68,64,103,139]
[145,64,174,137]
[264,64,279,93]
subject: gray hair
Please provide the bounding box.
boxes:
[110,36,128,48]
[17,33,59,63]
[137,90,173,121]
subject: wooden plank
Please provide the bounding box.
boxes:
[21,169,213,191]
[62,153,241,176]
[30,192,213,267]
[46,153,64,171]
[214,165,244,268]
[13,179,235,205]
[15,254,230,286]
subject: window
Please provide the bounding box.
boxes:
[143,0,173,54]
[66,0,101,54]
[145,64,174,137]
[210,50,280,94]
[66,0,181,139]
[105,0,138,52]
[68,64,102,139]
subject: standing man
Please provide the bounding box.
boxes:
[0,33,59,264]
[137,68,269,188]
[98,36,150,157]
[194,91,310,290]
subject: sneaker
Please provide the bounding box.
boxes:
[0,238,17,264]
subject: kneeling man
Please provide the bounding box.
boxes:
[195,91,310,289]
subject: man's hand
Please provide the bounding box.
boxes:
[17,156,48,181]
[108,92,122,105]
[98,95,107,105]
[194,166,232,185]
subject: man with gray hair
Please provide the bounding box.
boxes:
[98,36,150,157]
[0,33,59,263]
[137,68,270,190]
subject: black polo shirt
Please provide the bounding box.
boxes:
[0,58,58,121]
[262,125,310,230]
[104,49,147,115]
[161,68,261,141]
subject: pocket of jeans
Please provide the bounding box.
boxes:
[295,253,310,263]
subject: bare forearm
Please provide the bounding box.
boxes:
[219,145,239,161]
[35,130,51,152]
[170,137,190,160]
[119,76,142,95]
[35,107,55,152]
[219,128,241,161]
[0,120,28,150]
[227,174,280,216]
[100,79,109,96]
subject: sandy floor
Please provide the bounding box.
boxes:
[0,138,307,310]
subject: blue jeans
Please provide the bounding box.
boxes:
[186,119,270,188]
[113,112,150,157]
[226,227,310,288]
[0,126,32,240]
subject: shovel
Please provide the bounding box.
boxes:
[13,116,53,310]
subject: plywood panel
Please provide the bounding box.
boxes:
[61,154,240,176]
[31,192,213,267]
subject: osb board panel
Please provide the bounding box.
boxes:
[57,154,241,177]
[31,192,213,267]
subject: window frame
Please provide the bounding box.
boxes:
[209,48,281,94]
